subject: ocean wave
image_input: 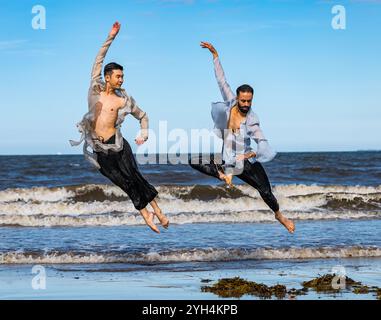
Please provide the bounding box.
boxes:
[0,184,380,227]
[1,183,381,202]
[1,246,380,264]
[0,210,379,227]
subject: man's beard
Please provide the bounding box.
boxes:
[237,104,251,114]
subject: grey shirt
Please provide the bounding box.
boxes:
[70,34,149,169]
[211,57,276,174]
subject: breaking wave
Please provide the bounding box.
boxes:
[0,184,380,227]
[1,246,380,264]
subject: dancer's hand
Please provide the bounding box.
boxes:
[236,152,256,161]
[135,137,146,145]
[109,21,121,38]
[248,152,257,159]
[200,41,218,59]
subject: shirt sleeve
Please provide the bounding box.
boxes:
[213,57,235,102]
[130,96,149,140]
[247,113,277,162]
[90,34,116,84]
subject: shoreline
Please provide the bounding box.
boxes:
[1,257,380,300]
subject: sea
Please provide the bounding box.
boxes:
[0,151,380,299]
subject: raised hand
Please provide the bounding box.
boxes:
[109,21,121,38]
[200,41,218,59]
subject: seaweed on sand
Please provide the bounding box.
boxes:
[302,274,381,298]
[352,286,369,294]
[302,274,361,293]
[201,274,381,300]
[201,277,292,299]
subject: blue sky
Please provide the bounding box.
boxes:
[0,0,380,155]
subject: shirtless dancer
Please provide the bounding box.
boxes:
[189,42,295,234]
[70,22,169,233]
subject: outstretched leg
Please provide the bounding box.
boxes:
[96,137,161,234]
[237,161,295,233]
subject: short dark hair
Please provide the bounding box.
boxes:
[104,62,123,77]
[236,84,254,96]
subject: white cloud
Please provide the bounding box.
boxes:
[0,39,54,56]
[0,40,29,51]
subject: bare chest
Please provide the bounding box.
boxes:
[228,108,245,132]
[98,93,125,113]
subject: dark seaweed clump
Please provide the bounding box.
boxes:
[302,274,361,293]
[201,277,307,299]
[202,274,381,300]
[302,274,381,299]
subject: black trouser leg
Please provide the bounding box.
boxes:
[97,138,158,211]
[117,139,158,209]
[188,154,221,180]
[237,161,280,212]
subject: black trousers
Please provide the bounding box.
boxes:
[96,135,158,210]
[189,154,280,212]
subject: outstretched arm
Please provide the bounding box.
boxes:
[200,41,235,102]
[91,22,121,82]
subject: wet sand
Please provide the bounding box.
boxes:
[1,257,380,300]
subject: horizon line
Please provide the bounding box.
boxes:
[0,150,380,156]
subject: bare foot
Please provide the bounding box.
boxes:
[223,174,233,188]
[275,212,295,234]
[141,211,160,234]
[153,209,170,229]
[217,171,233,188]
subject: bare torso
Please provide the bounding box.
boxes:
[93,91,126,142]
[227,105,246,134]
